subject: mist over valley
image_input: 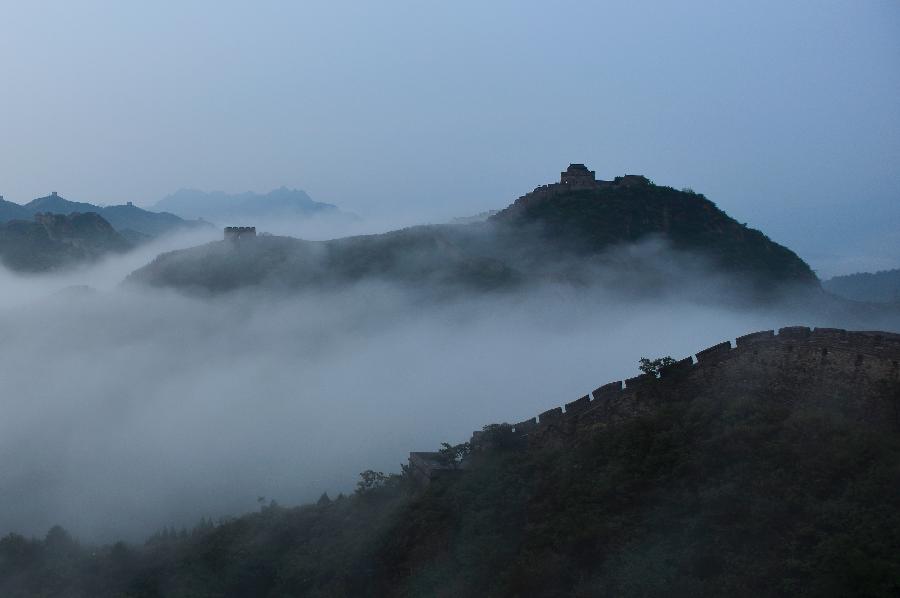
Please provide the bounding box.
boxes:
[2,3,899,594]
[2,168,897,544]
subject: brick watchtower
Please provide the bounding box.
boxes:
[560,164,598,188]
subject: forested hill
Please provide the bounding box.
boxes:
[0,212,131,272]
[2,327,898,597]
[491,177,817,288]
[127,175,818,298]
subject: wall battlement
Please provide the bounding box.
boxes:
[427,327,900,464]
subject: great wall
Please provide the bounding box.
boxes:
[409,326,900,484]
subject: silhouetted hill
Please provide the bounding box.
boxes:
[0,193,208,239]
[153,187,354,224]
[824,269,900,304]
[128,226,520,294]
[3,327,897,596]
[0,213,131,272]
[128,172,818,299]
[491,177,817,288]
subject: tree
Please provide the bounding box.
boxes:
[438,442,471,469]
[638,356,676,378]
[356,470,387,495]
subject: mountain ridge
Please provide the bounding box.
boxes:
[127,168,819,298]
[0,192,208,239]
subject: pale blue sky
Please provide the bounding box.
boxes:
[1,1,898,275]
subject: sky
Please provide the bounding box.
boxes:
[1,1,898,276]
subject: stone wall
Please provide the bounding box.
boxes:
[457,327,900,455]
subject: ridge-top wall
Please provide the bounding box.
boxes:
[468,327,900,448]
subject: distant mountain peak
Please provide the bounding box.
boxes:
[152,187,352,224]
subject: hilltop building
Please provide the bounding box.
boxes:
[224,226,256,241]
[508,164,650,209]
[560,163,600,188]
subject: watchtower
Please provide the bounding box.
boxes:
[560,164,597,188]
[224,226,256,241]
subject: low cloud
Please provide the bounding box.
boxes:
[0,235,896,542]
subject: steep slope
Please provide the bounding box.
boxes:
[128,171,818,298]
[153,187,351,223]
[824,269,900,304]
[2,327,898,597]
[0,213,131,272]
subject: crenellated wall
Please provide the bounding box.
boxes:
[410,326,900,482]
[464,327,900,451]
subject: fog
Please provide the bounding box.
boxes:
[4,230,894,543]
[208,210,434,244]
[0,228,220,309]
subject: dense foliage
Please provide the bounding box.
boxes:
[3,384,898,597]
